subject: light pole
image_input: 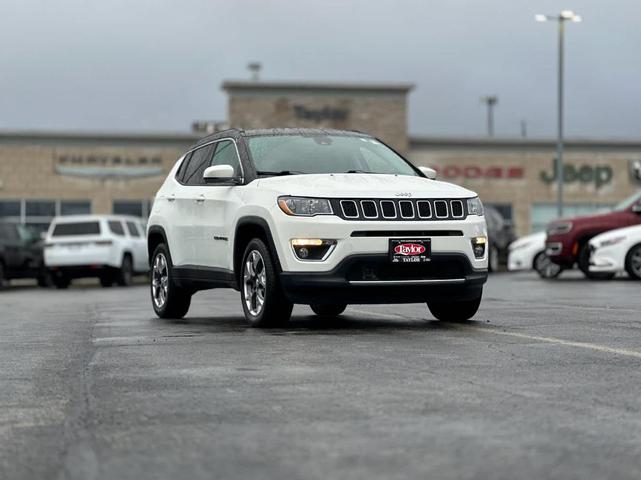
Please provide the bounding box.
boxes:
[535,10,581,218]
[480,95,498,137]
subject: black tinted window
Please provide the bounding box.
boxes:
[175,152,193,183]
[108,221,125,236]
[184,145,215,186]
[125,221,141,237]
[52,222,101,236]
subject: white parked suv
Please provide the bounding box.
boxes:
[45,214,148,288]
[589,224,641,279]
[147,128,488,326]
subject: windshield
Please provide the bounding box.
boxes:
[247,134,419,177]
[613,190,641,211]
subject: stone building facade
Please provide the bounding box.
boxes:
[223,81,413,154]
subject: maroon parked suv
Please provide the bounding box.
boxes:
[546,191,641,278]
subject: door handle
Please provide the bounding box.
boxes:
[195,194,205,204]
[166,194,176,202]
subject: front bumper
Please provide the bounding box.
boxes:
[589,245,624,273]
[270,212,488,273]
[279,253,487,304]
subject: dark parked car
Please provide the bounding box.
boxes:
[546,190,641,279]
[485,205,516,272]
[0,222,49,288]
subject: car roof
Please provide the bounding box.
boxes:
[50,214,144,224]
[188,127,372,151]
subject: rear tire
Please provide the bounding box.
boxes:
[240,238,293,327]
[0,262,6,289]
[37,270,53,288]
[427,291,482,322]
[99,275,114,288]
[310,304,347,317]
[533,251,562,279]
[625,243,641,280]
[116,255,133,286]
[52,272,70,289]
[578,243,615,280]
[150,244,191,319]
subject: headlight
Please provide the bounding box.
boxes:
[547,222,573,236]
[467,197,484,216]
[599,236,626,248]
[278,196,333,216]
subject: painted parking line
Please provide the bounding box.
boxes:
[349,308,641,360]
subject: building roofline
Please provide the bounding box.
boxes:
[221,80,415,94]
[0,130,201,147]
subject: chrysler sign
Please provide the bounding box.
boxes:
[55,154,164,178]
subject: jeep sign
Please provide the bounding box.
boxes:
[540,158,613,189]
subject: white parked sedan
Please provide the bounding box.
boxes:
[589,225,641,279]
[508,231,561,278]
[45,215,149,288]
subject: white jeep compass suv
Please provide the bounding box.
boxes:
[147,128,488,326]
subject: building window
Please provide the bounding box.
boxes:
[0,199,92,233]
[0,200,21,221]
[113,200,152,218]
[61,200,91,215]
[531,203,614,233]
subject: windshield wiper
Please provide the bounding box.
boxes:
[345,169,374,174]
[256,170,306,176]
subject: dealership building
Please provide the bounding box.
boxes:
[1,80,640,236]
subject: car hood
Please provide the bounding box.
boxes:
[590,224,641,244]
[254,173,477,198]
[509,231,546,250]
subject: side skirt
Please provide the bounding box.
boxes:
[172,265,237,291]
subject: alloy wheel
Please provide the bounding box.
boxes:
[535,252,561,279]
[152,253,169,309]
[243,250,267,317]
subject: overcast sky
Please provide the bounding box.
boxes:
[1,0,640,139]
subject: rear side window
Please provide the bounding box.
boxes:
[125,221,141,237]
[108,221,125,236]
[175,152,193,183]
[183,145,215,186]
[52,222,101,237]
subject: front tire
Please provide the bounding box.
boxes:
[533,251,562,279]
[240,239,293,327]
[310,304,347,317]
[151,244,191,319]
[427,291,482,322]
[625,243,641,280]
[488,245,499,272]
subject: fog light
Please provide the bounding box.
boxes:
[471,236,487,259]
[291,239,336,261]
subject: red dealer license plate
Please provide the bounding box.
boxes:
[389,239,431,263]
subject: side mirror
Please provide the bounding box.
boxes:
[203,164,237,183]
[632,203,641,214]
[419,166,437,180]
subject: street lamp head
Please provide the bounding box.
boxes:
[572,15,582,22]
[560,10,575,18]
[535,14,548,22]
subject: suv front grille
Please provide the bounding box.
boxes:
[332,198,468,221]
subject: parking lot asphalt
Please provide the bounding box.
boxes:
[1,272,641,480]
